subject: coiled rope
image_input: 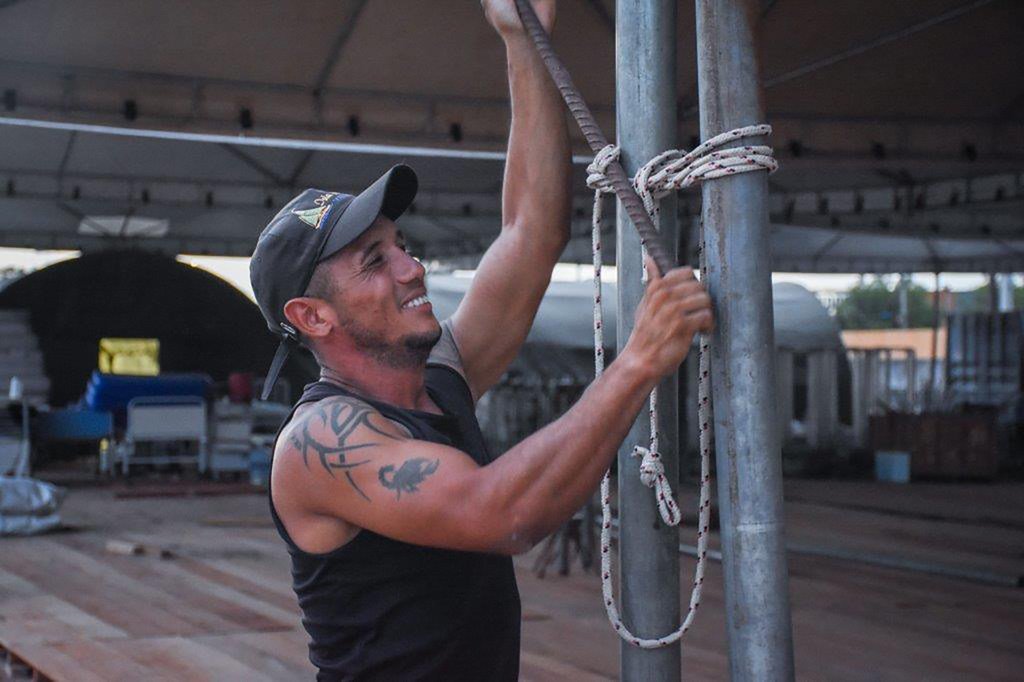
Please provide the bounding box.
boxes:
[588,126,777,648]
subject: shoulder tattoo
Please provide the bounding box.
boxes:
[288,398,402,501]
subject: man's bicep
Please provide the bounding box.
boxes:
[282,398,505,552]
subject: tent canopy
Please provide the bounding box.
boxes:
[0,0,1021,271]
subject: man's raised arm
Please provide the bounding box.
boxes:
[450,0,571,400]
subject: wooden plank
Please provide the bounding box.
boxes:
[520,650,613,681]
[105,635,281,682]
[0,540,199,638]
[57,534,293,626]
[0,595,125,645]
[170,557,300,615]
[4,637,154,682]
[190,629,316,679]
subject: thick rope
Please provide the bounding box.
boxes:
[589,125,776,648]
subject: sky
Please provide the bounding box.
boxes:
[0,247,1000,303]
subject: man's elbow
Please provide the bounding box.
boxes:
[471,494,546,556]
[504,217,570,261]
[487,524,544,556]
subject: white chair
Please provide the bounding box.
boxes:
[119,396,208,475]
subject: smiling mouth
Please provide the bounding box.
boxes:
[401,295,430,310]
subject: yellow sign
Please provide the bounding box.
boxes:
[99,338,160,375]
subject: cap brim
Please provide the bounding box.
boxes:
[318,164,418,263]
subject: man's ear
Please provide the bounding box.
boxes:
[282,297,336,341]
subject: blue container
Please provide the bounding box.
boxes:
[82,372,211,426]
[875,450,911,483]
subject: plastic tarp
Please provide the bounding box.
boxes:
[0,476,66,536]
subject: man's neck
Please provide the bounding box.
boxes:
[319,360,434,413]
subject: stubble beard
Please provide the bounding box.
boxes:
[340,316,442,370]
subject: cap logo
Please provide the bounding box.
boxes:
[291,192,340,230]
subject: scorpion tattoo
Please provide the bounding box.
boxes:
[378,458,440,500]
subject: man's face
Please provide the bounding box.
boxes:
[319,216,440,368]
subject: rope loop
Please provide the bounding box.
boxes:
[592,123,775,649]
[633,445,682,527]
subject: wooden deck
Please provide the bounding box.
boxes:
[0,480,1021,681]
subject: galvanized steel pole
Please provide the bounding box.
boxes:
[694,1,796,680]
[615,1,681,679]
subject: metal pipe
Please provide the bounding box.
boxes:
[928,272,942,405]
[898,273,910,328]
[996,273,1016,311]
[694,1,795,679]
[0,115,529,162]
[906,349,918,408]
[614,0,681,678]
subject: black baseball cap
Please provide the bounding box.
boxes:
[250,164,418,400]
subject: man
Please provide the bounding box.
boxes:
[249,1,713,679]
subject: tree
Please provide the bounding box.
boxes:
[835,278,934,329]
[957,282,1024,313]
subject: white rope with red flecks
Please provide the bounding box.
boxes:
[587,124,777,648]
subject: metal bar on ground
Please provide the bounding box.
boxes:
[694,1,795,679]
[615,1,681,679]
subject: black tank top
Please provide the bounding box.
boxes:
[269,365,521,681]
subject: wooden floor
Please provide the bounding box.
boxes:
[0,479,1021,681]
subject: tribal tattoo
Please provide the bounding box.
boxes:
[289,399,401,501]
[378,458,440,500]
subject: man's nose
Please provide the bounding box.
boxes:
[395,248,426,283]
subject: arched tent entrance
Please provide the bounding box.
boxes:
[0,250,315,406]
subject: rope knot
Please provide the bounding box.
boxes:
[586,144,619,193]
[632,445,681,527]
[633,446,664,488]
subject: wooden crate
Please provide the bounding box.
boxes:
[869,410,1000,479]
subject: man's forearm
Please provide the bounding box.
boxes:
[500,33,572,248]
[479,350,659,549]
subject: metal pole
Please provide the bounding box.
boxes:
[615,1,680,679]
[995,273,1015,312]
[694,1,795,680]
[928,272,942,405]
[898,273,910,328]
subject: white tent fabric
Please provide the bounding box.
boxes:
[0,0,1020,271]
[1,118,1019,272]
[426,275,842,353]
